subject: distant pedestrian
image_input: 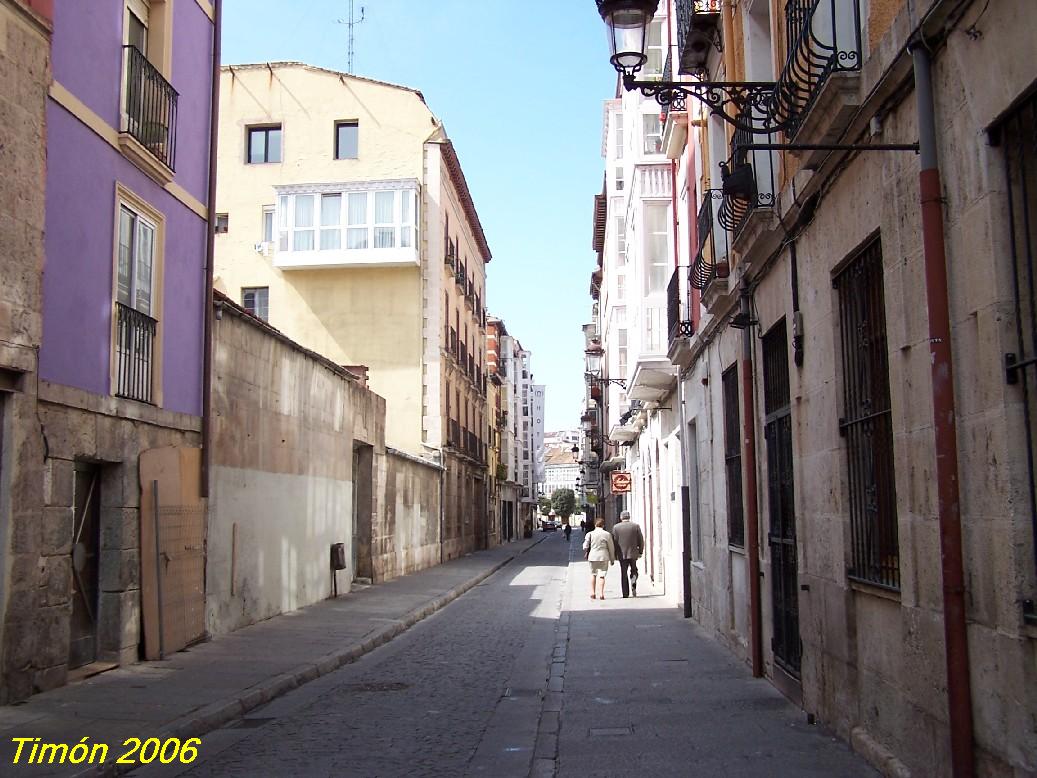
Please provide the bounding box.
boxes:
[582,517,616,600]
[611,510,645,598]
[563,522,572,542]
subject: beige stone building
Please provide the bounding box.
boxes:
[595,0,1037,773]
[0,0,49,702]
[213,62,491,561]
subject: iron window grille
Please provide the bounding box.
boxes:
[691,190,727,290]
[115,302,157,404]
[994,89,1037,619]
[718,108,777,238]
[667,266,695,343]
[123,45,178,171]
[723,364,744,548]
[763,320,801,675]
[834,236,900,590]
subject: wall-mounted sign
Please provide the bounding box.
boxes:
[610,471,632,493]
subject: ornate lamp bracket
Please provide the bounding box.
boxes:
[623,74,790,134]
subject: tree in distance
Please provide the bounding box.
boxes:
[538,496,552,515]
[551,488,576,521]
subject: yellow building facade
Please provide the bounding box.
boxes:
[214,63,490,556]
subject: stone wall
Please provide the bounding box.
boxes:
[208,296,384,635]
[372,449,442,582]
[0,0,49,703]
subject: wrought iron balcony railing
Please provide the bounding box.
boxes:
[123,45,178,171]
[115,302,157,404]
[717,108,777,237]
[675,0,723,76]
[667,266,695,344]
[691,190,726,291]
[771,0,863,136]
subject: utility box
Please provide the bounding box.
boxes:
[330,543,347,571]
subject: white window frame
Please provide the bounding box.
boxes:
[275,182,419,259]
[643,112,663,155]
[242,286,269,322]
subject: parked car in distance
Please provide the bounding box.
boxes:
[540,518,558,531]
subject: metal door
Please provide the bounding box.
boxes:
[763,321,801,676]
[352,448,359,576]
[70,465,101,669]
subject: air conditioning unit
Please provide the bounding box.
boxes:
[253,242,264,253]
[254,241,273,256]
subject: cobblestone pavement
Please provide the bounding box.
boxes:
[133,533,572,778]
[132,532,876,778]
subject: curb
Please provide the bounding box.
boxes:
[77,537,547,777]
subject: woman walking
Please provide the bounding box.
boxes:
[582,517,616,600]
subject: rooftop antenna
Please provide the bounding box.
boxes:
[336,0,365,74]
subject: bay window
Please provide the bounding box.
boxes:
[276,185,418,258]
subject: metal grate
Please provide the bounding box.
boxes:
[123,46,178,171]
[723,365,744,547]
[771,0,863,136]
[115,302,156,404]
[997,90,1037,616]
[667,266,694,343]
[834,237,900,590]
[763,321,800,675]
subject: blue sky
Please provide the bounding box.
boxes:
[222,1,616,431]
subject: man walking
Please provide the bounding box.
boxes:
[611,510,644,598]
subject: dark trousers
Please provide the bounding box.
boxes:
[618,558,639,597]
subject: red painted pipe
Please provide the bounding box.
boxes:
[912,43,975,777]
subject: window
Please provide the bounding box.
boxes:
[616,274,626,300]
[262,206,274,244]
[834,237,900,590]
[275,188,417,254]
[723,365,744,547]
[643,113,663,155]
[616,215,627,265]
[117,204,156,316]
[645,18,664,76]
[615,166,625,191]
[215,214,229,234]
[292,194,315,251]
[114,193,160,404]
[335,121,358,159]
[247,125,282,164]
[644,203,669,294]
[615,119,624,159]
[320,194,341,249]
[242,287,269,322]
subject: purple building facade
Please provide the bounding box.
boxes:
[0,0,216,699]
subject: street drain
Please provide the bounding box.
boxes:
[226,718,275,729]
[589,727,633,737]
[343,681,411,693]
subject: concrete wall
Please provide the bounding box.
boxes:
[373,450,442,581]
[208,297,385,635]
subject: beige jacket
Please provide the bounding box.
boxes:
[583,528,616,563]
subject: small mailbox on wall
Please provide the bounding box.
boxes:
[330,543,347,571]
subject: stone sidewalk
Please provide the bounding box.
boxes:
[0,536,546,777]
[543,551,878,777]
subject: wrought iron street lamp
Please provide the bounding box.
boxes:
[584,344,626,389]
[596,0,787,135]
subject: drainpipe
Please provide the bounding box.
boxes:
[678,370,692,618]
[740,285,763,677]
[910,42,975,777]
[200,0,222,498]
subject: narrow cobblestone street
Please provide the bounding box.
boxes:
[131,534,874,778]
